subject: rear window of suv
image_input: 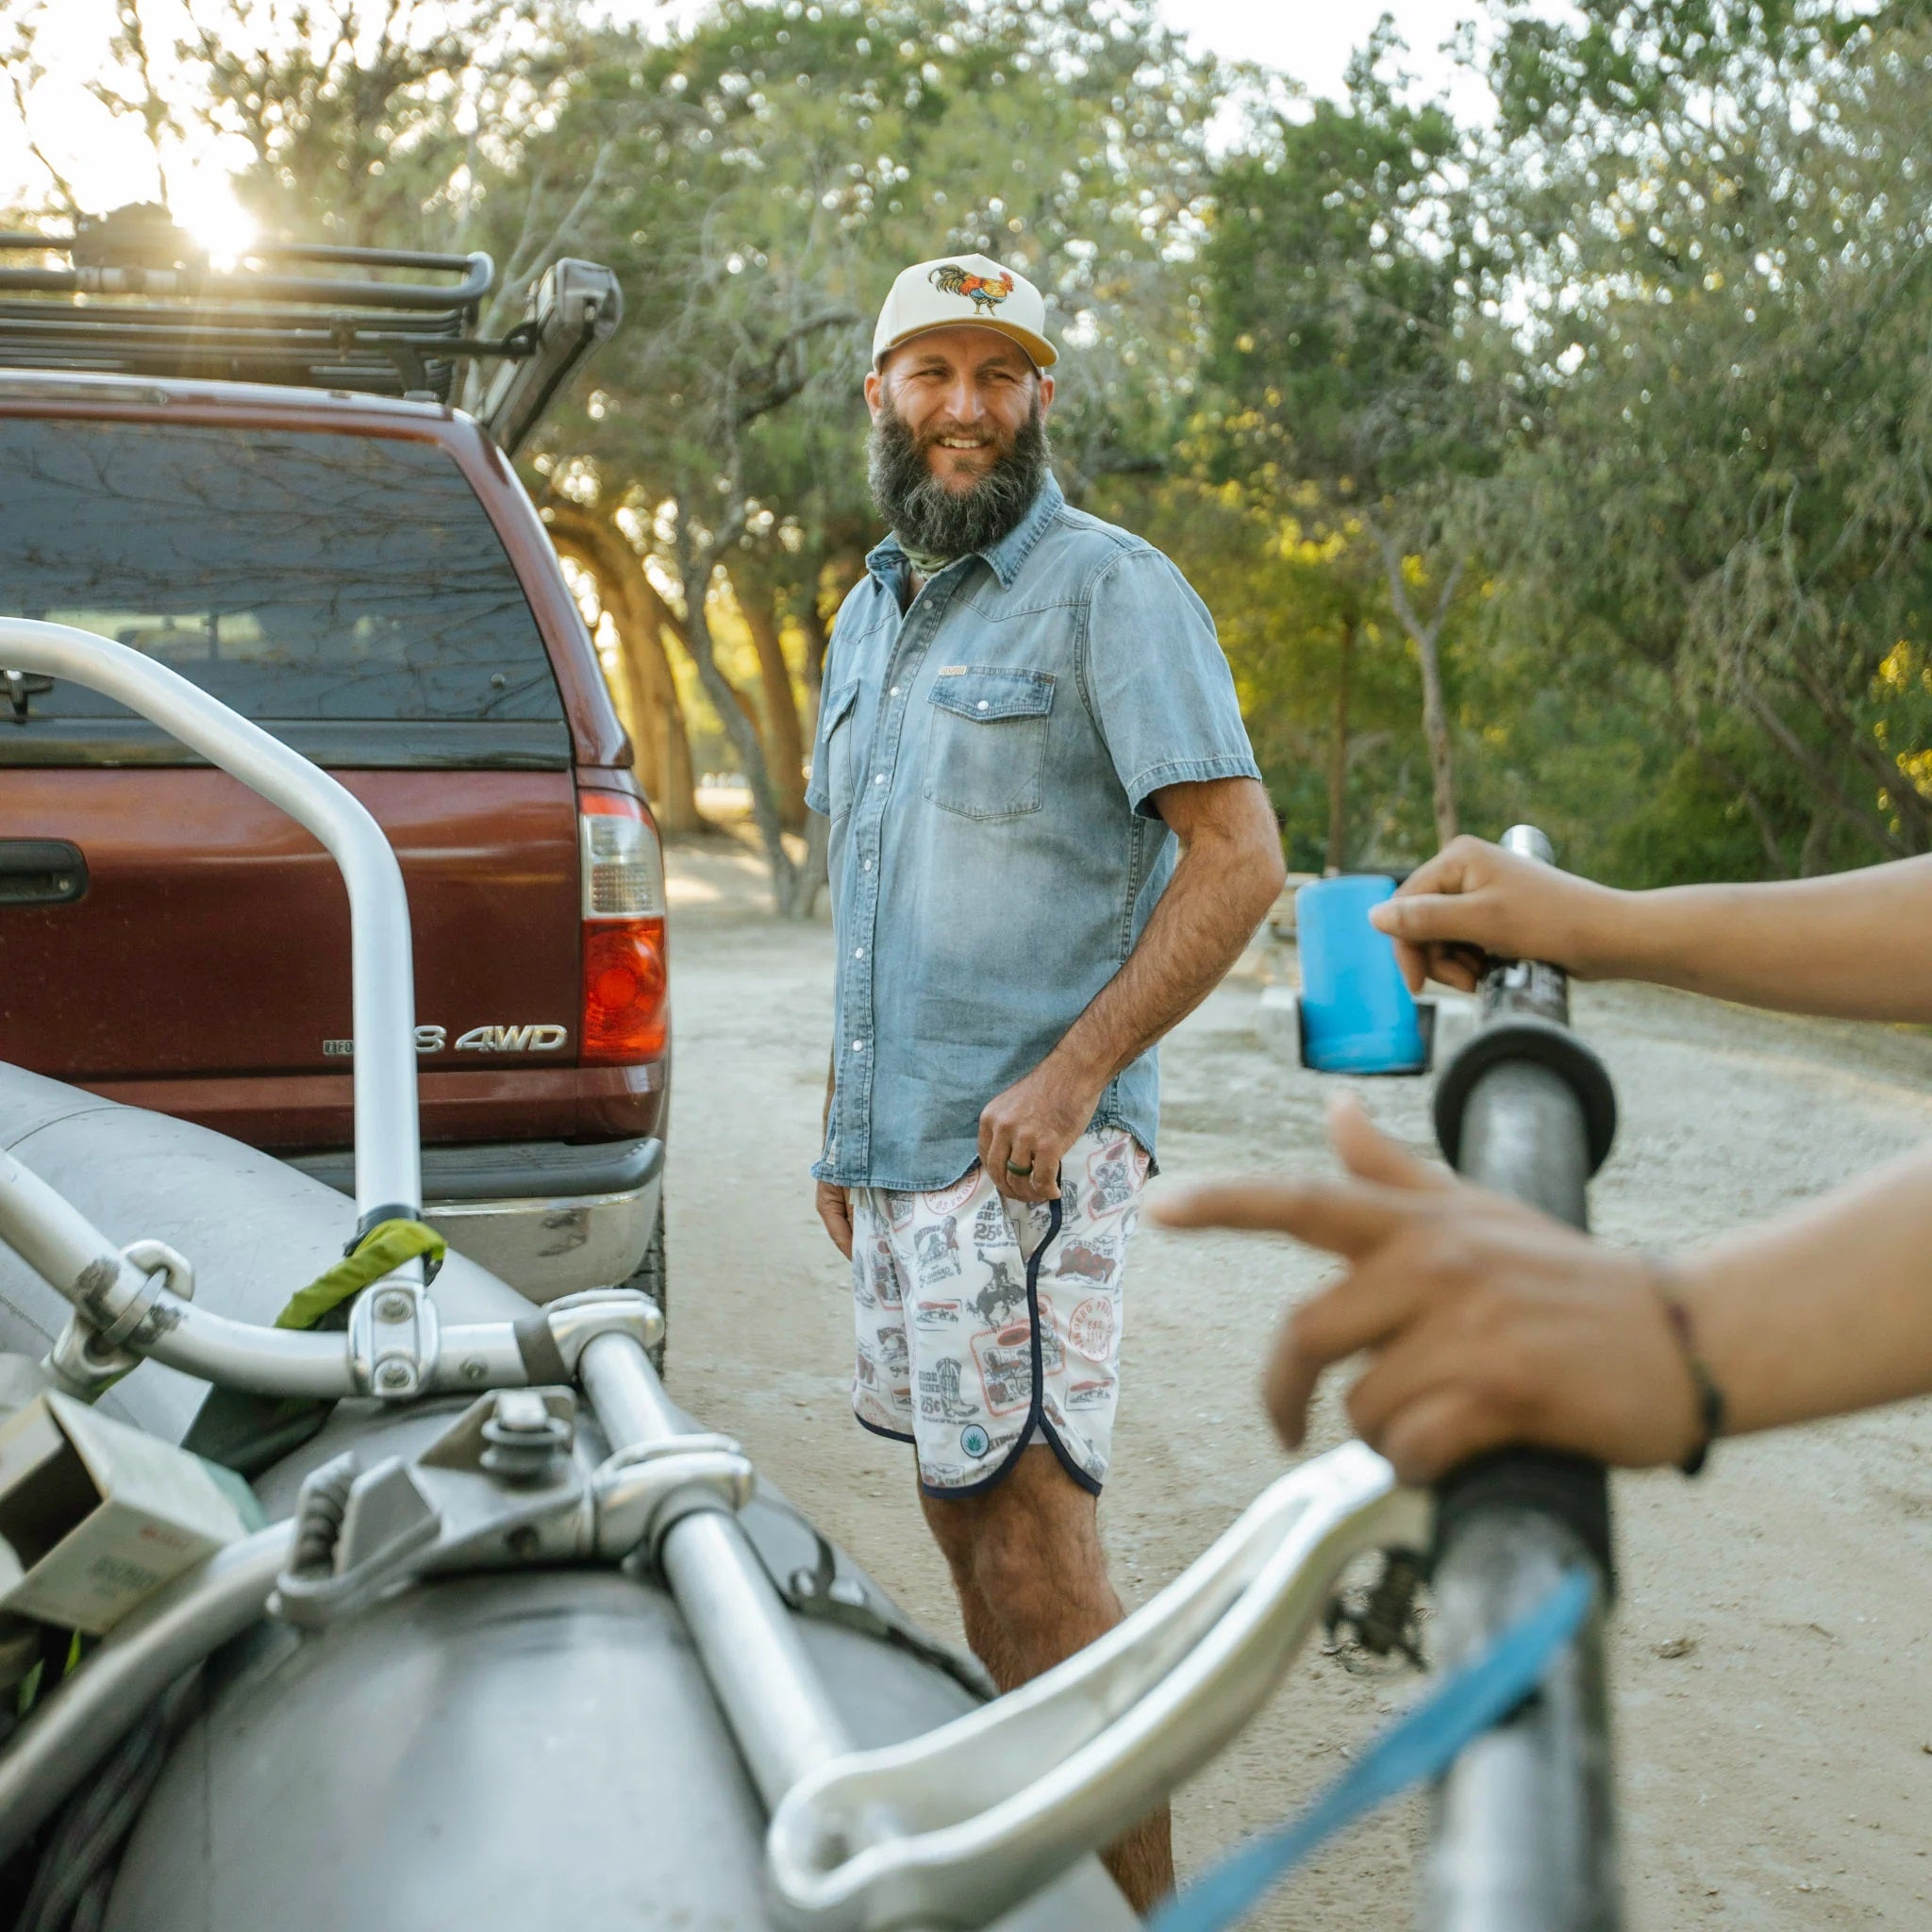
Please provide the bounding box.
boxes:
[0,417,568,768]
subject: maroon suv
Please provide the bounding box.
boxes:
[0,213,669,1331]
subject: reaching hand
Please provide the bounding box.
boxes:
[978,1058,1106,1202]
[1151,1092,1702,1483]
[1368,835,1622,994]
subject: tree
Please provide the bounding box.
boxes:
[1205,25,1500,844]
[541,499,702,832]
[1474,0,1932,868]
[534,0,1219,910]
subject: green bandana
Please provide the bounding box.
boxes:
[897,537,958,580]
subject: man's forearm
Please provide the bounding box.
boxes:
[1591,857,1932,1021]
[1048,827,1279,1088]
[1681,1142,1932,1436]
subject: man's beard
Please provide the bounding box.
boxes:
[867,397,1052,564]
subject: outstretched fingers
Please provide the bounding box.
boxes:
[1150,1173,1428,1258]
[1261,1257,1429,1447]
[1326,1091,1454,1192]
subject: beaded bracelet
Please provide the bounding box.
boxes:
[1655,1280,1726,1476]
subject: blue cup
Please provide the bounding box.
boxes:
[1295,874,1427,1074]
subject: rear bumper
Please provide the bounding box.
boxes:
[287,1137,662,1306]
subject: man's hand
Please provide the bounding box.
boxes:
[1151,1093,1702,1483]
[978,1057,1107,1203]
[816,1178,856,1258]
[1369,835,1624,994]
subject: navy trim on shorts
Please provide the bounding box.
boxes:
[854,1410,915,1446]
[918,1193,1104,1502]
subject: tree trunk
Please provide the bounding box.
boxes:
[675,525,810,916]
[542,503,701,834]
[1736,682,1907,858]
[1797,804,1838,877]
[1325,615,1355,874]
[1414,627,1458,847]
[1371,523,1461,848]
[796,569,834,722]
[731,570,807,831]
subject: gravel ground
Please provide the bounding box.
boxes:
[661,833,1932,1928]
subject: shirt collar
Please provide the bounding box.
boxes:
[864,472,1066,592]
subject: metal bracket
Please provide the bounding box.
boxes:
[267,1392,744,1632]
[541,1290,663,1379]
[348,1280,441,1400]
[591,1433,756,1563]
[272,1456,442,1629]
[45,1314,140,1401]
[99,1240,193,1346]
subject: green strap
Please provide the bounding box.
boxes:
[275,1219,447,1332]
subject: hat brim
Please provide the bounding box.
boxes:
[874,318,1058,372]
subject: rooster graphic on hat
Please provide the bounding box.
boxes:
[928,262,1015,313]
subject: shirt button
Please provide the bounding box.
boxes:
[854,947,865,959]
[862,859,874,871]
[976,700,990,711]
[851,1040,866,1053]
[874,773,886,785]
[890,686,903,697]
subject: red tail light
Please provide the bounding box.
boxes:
[578,791,668,1064]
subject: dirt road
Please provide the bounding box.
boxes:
[661,835,1931,1928]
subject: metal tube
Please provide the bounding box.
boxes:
[0,1142,618,1403]
[1423,824,1622,1932]
[0,1524,292,1865]
[0,621,421,1226]
[580,1333,854,1806]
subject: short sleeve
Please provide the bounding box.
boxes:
[1081,547,1261,818]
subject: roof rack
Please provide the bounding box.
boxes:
[0,205,621,454]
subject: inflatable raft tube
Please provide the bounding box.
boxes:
[0,1063,1136,1929]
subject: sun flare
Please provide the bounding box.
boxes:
[170,171,257,270]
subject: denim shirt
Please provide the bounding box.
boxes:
[807,475,1261,1191]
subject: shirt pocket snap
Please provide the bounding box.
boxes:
[820,678,862,821]
[923,668,1056,821]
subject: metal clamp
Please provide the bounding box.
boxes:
[44,1238,197,1400]
[348,1280,441,1400]
[591,1433,756,1562]
[98,1240,193,1346]
[271,1454,441,1630]
[45,1313,141,1401]
[538,1291,664,1380]
[767,1442,1427,1932]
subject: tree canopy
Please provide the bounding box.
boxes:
[6,0,1927,898]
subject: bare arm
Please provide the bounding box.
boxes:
[979,775,1286,1200]
[1153,1095,1932,1481]
[1373,838,1932,1023]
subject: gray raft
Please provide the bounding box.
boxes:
[0,1062,1134,1931]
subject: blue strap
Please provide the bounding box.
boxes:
[1148,1568,1595,1932]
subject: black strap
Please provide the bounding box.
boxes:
[513,1313,570,1387]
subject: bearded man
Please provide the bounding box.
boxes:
[806,253,1285,1909]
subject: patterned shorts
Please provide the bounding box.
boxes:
[846,1129,1148,1497]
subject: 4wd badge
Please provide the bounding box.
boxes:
[453,1024,567,1054]
[323,1024,567,1057]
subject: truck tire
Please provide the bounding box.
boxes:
[630,1206,668,1377]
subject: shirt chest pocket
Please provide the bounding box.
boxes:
[820,678,862,821]
[923,668,1057,822]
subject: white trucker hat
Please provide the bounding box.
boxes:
[872,252,1057,371]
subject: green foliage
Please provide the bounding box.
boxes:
[15,0,1930,884]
